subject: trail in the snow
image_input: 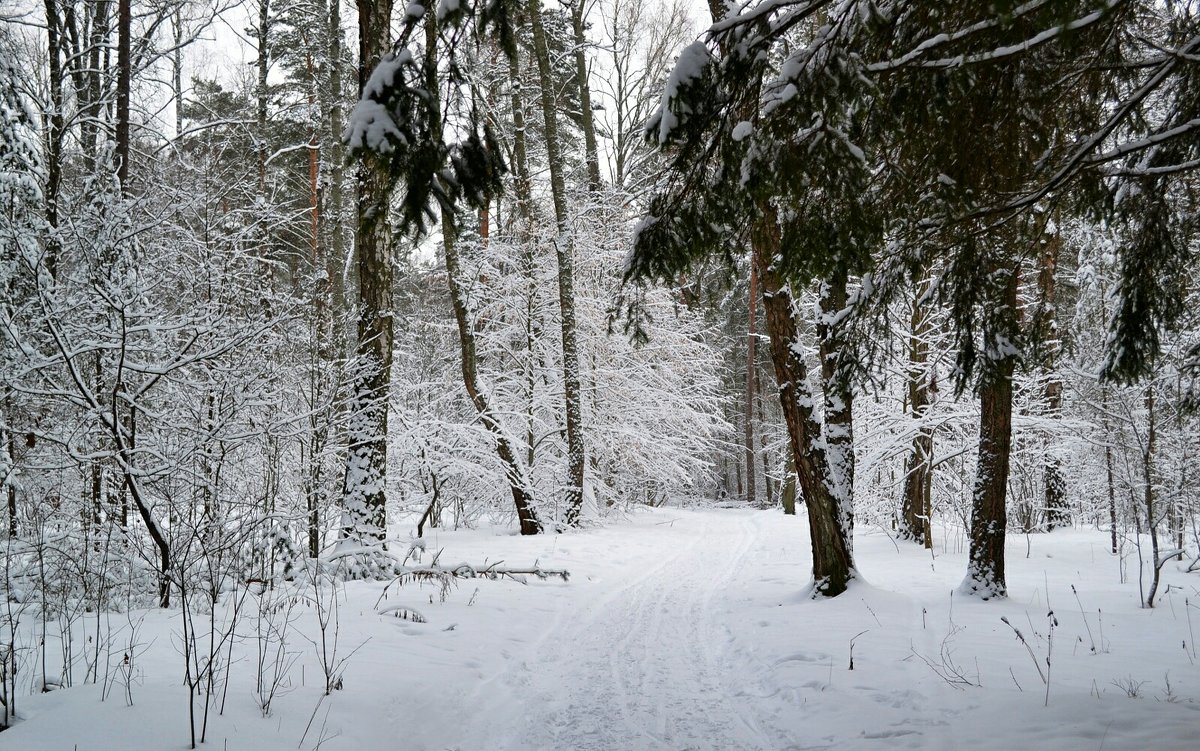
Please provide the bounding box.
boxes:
[495,513,772,751]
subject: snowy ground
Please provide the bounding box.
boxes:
[5,508,1200,750]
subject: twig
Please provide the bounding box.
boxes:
[1000,616,1047,685]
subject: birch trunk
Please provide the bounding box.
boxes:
[339,0,396,550]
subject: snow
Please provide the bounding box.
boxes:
[731,120,754,142]
[344,50,414,153]
[654,41,713,144]
[435,0,459,22]
[5,509,1200,749]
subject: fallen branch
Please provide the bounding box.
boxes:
[373,560,570,616]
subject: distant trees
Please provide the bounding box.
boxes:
[628,0,1200,597]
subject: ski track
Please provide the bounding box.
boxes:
[498,512,771,751]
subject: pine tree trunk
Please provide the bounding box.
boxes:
[508,44,531,218]
[781,453,797,516]
[527,0,586,526]
[744,263,758,506]
[818,271,855,541]
[339,0,395,550]
[963,263,1018,599]
[900,280,934,547]
[752,211,854,597]
[1039,228,1068,530]
[328,0,348,353]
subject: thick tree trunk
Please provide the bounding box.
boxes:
[751,211,854,597]
[339,0,395,550]
[527,0,586,526]
[900,281,934,547]
[962,263,1018,599]
[817,271,855,540]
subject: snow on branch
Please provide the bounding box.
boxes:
[345,49,416,154]
[649,40,715,145]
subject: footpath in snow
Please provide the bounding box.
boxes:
[5,508,1200,750]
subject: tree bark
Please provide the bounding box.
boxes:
[817,271,855,540]
[116,0,131,191]
[900,279,934,547]
[752,211,855,596]
[570,0,601,192]
[744,263,758,505]
[339,0,396,549]
[962,263,1019,599]
[527,0,586,526]
[1143,384,1160,607]
[1038,227,1068,530]
[43,0,65,276]
[255,0,271,189]
[328,0,348,353]
[1102,385,1117,553]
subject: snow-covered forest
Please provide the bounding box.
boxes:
[1,0,1199,748]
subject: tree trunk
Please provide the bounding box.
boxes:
[43,0,65,276]
[570,0,601,192]
[1143,384,1160,607]
[527,0,586,526]
[116,0,131,191]
[1103,386,1117,553]
[962,263,1018,599]
[900,280,934,547]
[751,210,854,597]
[702,0,853,594]
[172,7,183,136]
[2,394,16,536]
[339,0,395,549]
[817,271,855,541]
[328,0,348,353]
[1039,226,1068,530]
[744,263,758,505]
[427,13,541,535]
[507,42,531,218]
[255,0,271,189]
